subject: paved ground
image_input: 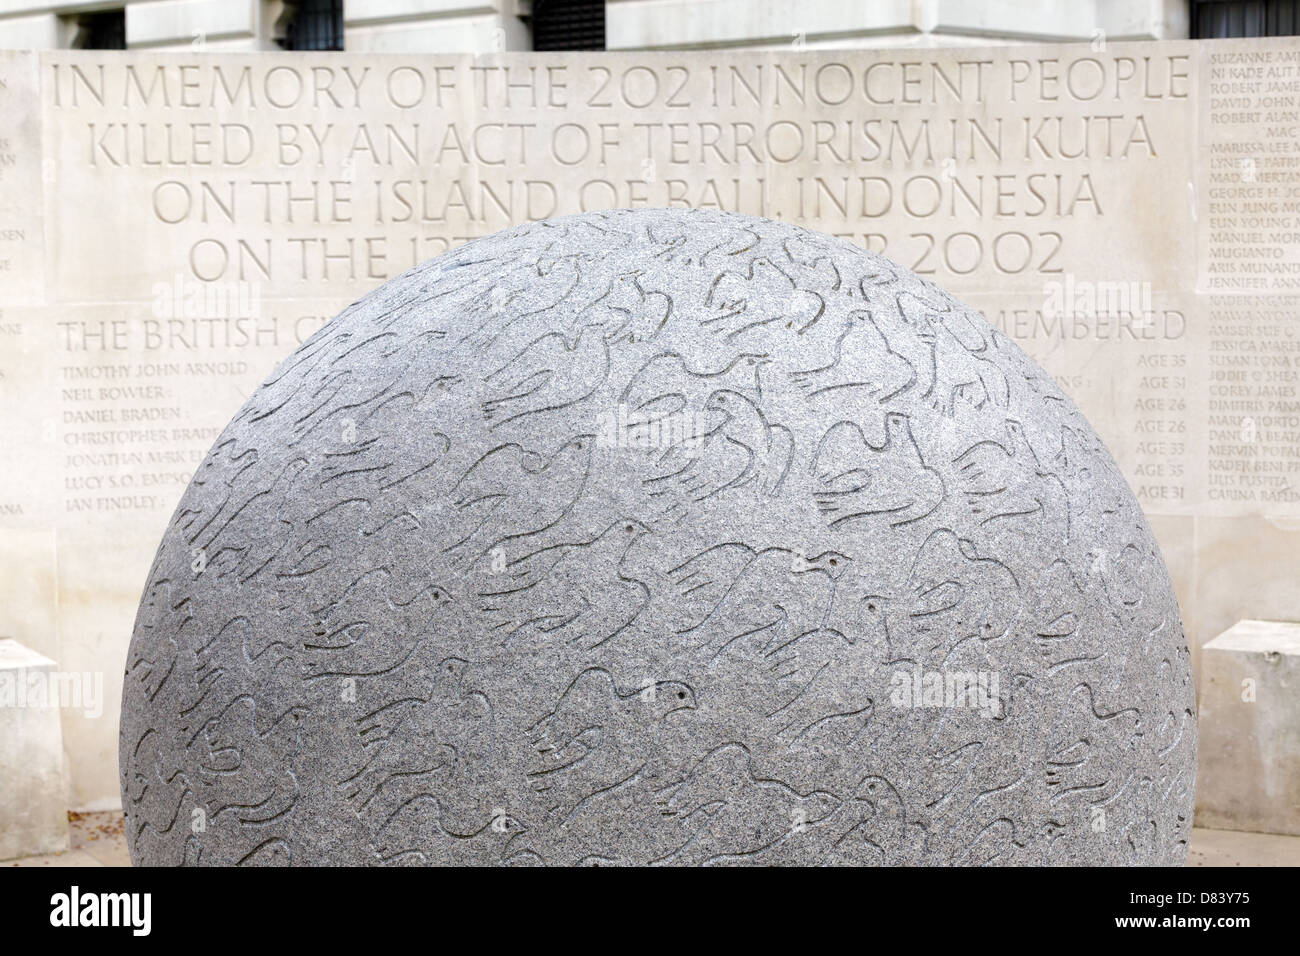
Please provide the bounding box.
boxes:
[5,811,127,867]
[5,811,129,867]
[6,813,1299,866]
[1187,826,1300,866]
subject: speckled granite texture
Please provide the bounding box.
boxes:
[121,208,1196,865]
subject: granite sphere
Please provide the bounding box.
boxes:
[120,208,1196,865]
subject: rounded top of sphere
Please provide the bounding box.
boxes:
[121,207,1195,866]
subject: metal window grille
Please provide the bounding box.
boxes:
[1192,0,1300,37]
[77,10,126,50]
[284,0,344,52]
[532,0,606,51]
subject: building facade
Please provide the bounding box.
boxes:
[0,1,1212,54]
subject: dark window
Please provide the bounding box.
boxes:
[73,9,126,50]
[532,0,605,51]
[1192,0,1300,37]
[281,0,344,51]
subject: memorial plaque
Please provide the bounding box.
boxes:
[48,299,348,530]
[1197,45,1300,294]
[0,51,43,307]
[3,40,1300,809]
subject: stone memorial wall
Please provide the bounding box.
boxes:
[1,40,1298,809]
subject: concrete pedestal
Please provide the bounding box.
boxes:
[0,639,69,859]
[1196,620,1300,836]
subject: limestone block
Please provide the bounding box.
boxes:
[0,13,57,50]
[126,0,259,48]
[120,208,1197,866]
[1195,620,1300,835]
[0,639,69,860]
[344,16,531,53]
[0,50,42,305]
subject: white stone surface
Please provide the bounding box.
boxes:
[0,639,69,860]
[345,12,532,53]
[607,0,1188,49]
[0,46,43,304]
[0,11,54,49]
[1196,620,1300,835]
[126,0,260,49]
